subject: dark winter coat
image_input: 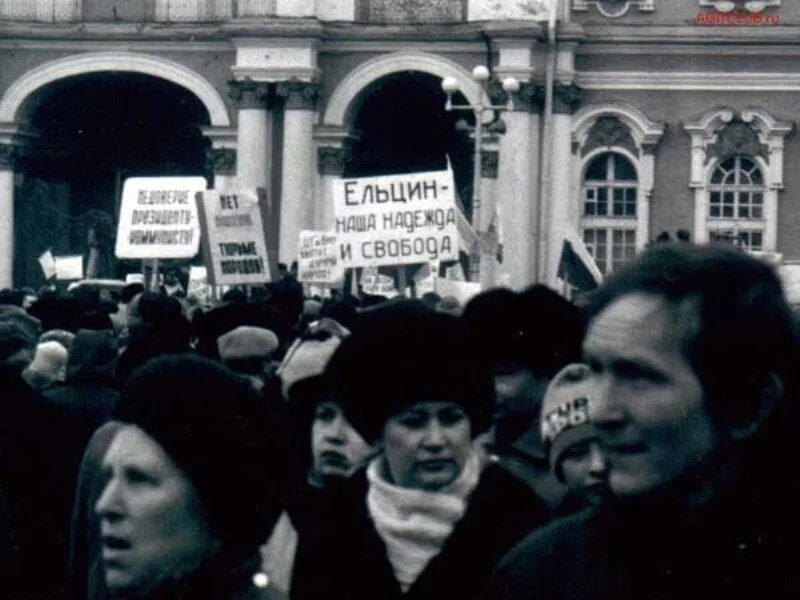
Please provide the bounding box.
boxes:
[0,373,83,598]
[491,489,800,600]
[291,463,550,600]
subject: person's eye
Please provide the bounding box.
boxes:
[438,408,466,426]
[614,361,665,384]
[125,467,159,486]
[314,404,337,421]
[562,441,592,460]
[397,411,427,429]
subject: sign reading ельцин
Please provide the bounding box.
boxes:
[333,168,459,268]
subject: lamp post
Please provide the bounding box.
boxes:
[441,66,520,286]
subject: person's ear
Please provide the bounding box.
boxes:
[728,372,782,442]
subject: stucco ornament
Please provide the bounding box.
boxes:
[483,0,551,19]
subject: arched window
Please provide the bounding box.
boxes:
[684,108,791,253]
[707,155,765,251]
[581,152,638,274]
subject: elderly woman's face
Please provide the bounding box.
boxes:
[96,426,218,597]
[383,401,472,491]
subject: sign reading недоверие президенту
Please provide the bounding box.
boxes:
[115,177,206,260]
[333,169,459,268]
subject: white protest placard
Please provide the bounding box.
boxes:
[199,189,271,286]
[298,231,344,285]
[54,255,84,280]
[434,278,482,306]
[115,177,205,259]
[334,168,459,268]
[38,250,56,280]
[362,273,399,298]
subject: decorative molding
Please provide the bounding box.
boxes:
[572,102,665,152]
[577,71,800,91]
[698,0,780,13]
[323,51,482,127]
[553,83,583,115]
[358,0,464,23]
[707,120,768,163]
[572,0,655,18]
[683,106,792,250]
[318,146,347,176]
[0,51,231,126]
[229,79,272,109]
[205,148,237,176]
[275,78,321,111]
[581,117,638,157]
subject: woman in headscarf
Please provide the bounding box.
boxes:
[93,354,287,599]
[291,310,551,600]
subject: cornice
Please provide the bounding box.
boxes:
[578,71,800,91]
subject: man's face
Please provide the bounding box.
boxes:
[583,293,719,499]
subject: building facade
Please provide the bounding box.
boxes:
[0,0,797,290]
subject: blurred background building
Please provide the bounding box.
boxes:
[0,0,796,290]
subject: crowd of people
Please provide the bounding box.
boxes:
[2,243,800,599]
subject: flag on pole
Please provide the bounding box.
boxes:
[557,234,603,291]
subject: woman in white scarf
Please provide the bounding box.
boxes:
[291,307,552,600]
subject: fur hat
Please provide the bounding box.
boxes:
[0,304,42,342]
[26,341,67,383]
[277,318,349,401]
[114,354,286,557]
[217,326,279,361]
[40,329,76,353]
[540,363,596,482]
[326,311,494,444]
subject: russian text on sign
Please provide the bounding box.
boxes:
[333,169,459,268]
[115,177,205,259]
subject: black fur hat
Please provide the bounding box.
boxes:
[326,310,494,444]
[114,354,286,557]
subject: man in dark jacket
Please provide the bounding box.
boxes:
[45,329,119,442]
[0,317,80,598]
[491,243,800,599]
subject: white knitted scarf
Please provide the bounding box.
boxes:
[366,452,483,592]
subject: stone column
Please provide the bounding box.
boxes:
[546,82,583,286]
[317,146,347,231]
[276,78,320,264]
[229,80,272,191]
[495,83,543,289]
[0,144,15,288]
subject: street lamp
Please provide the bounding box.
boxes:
[441,66,520,286]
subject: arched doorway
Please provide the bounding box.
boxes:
[346,71,474,213]
[341,71,475,294]
[15,72,210,286]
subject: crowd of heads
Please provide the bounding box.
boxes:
[2,241,799,598]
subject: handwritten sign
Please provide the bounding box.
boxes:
[199,189,271,286]
[298,231,344,285]
[333,169,459,268]
[115,177,205,259]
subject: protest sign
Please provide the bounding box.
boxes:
[38,250,56,280]
[298,230,344,285]
[115,177,205,259]
[198,189,271,286]
[362,272,399,298]
[54,255,84,280]
[334,168,459,268]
